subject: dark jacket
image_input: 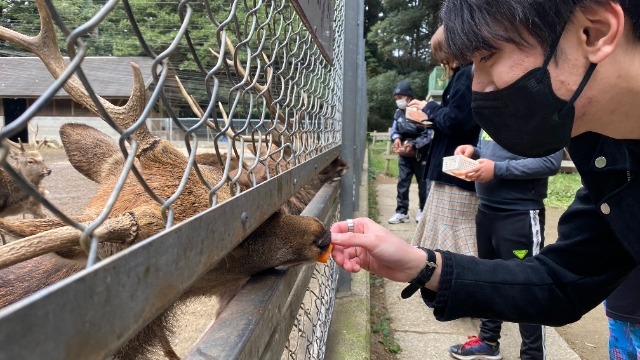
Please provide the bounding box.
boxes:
[420,132,638,326]
[422,65,480,192]
[606,266,640,323]
[390,108,425,141]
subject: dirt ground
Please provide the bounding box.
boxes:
[371,174,609,360]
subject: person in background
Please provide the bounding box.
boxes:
[449,134,563,360]
[388,80,431,224]
[409,25,481,256]
[329,0,640,330]
[606,267,640,360]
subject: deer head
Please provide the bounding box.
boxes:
[5,139,52,185]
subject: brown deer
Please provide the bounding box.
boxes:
[0,0,344,358]
[0,138,52,219]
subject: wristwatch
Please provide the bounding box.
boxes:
[400,247,438,299]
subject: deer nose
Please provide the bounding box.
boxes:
[315,230,331,249]
[45,168,52,176]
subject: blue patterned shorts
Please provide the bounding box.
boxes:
[609,317,640,360]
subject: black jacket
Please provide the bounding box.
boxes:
[606,266,640,323]
[420,132,638,326]
[422,65,480,192]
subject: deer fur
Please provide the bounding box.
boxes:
[0,141,51,219]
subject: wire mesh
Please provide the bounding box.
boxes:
[283,255,339,360]
[0,0,345,358]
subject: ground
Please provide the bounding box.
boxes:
[36,147,98,216]
[370,174,609,360]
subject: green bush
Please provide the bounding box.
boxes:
[368,147,399,178]
[544,172,582,210]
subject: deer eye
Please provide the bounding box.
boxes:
[27,160,34,164]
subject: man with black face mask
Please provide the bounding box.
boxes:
[329,0,640,329]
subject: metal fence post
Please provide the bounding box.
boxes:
[338,0,366,293]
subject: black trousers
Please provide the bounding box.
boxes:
[476,206,547,360]
[395,154,428,215]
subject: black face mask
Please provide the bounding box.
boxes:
[471,41,597,158]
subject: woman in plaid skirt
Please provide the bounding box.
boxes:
[409,26,480,256]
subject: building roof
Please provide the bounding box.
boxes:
[0,56,156,98]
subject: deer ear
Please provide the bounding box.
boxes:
[60,123,121,183]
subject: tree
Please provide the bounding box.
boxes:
[367,70,429,132]
[364,0,442,131]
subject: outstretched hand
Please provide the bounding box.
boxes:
[330,217,427,283]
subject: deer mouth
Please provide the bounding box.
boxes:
[315,231,332,250]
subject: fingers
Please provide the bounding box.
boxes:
[331,217,366,235]
[454,145,474,157]
[331,243,362,272]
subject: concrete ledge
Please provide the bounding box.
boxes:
[325,270,371,359]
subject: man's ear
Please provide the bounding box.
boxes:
[576,2,625,63]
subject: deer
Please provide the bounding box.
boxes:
[0,0,344,358]
[0,138,52,220]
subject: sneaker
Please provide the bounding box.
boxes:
[388,213,410,224]
[449,336,502,360]
[415,210,423,222]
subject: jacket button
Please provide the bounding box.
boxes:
[600,203,611,215]
[595,156,607,168]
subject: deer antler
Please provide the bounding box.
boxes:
[209,38,293,157]
[27,123,45,150]
[0,0,152,149]
[0,206,164,270]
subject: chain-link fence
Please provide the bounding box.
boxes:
[0,0,365,358]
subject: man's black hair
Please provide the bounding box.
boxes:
[441,0,640,63]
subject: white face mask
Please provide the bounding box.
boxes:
[396,99,407,109]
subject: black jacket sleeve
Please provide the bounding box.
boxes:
[420,186,636,326]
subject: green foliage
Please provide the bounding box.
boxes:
[369,146,399,177]
[364,0,442,131]
[370,275,402,355]
[366,0,440,76]
[368,167,381,223]
[367,70,430,132]
[545,173,582,210]
[0,0,266,71]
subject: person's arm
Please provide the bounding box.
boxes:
[494,149,564,179]
[423,66,475,134]
[331,186,635,326]
[420,186,635,326]
[390,109,401,141]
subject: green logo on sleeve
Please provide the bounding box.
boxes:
[513,250,528,259]
[480,130,493,141]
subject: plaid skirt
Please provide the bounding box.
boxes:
[411,182,479,256]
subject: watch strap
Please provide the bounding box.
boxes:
[400,247,437,299]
